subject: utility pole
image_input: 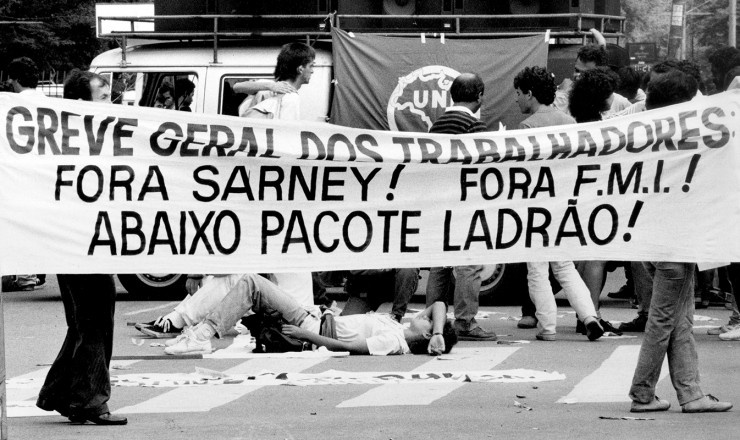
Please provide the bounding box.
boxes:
[731,0,737,47]
[668,0,687,59]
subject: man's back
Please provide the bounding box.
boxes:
[429,109,487,135]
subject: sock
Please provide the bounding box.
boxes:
[192,322,216,341]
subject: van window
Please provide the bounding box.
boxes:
[103,72,198,112]
[220,75,272,117]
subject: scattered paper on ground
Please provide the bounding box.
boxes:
[109,368,566,388]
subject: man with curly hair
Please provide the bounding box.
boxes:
[554,44,630,118]
[512,67,603,342]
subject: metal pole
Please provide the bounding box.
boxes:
[0,285,7,440]
[731,0,737,47]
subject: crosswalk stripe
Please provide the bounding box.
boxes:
[7,361,140,418]
[336,346,519,408]
[116,357,327,414]
[557,345,669,403]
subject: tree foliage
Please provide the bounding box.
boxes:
[0,0,113,76]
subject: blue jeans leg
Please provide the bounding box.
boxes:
[205,274,310,338]
[629,262,704,405]
[452,265,483,332]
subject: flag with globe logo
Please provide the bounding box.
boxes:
[330,29,548,132]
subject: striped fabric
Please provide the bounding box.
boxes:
[429,110,487,135]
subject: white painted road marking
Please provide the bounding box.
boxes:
[557,345,668,403]
[336,346,519,408]
[116,357,327,414]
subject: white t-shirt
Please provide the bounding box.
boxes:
[333,313,410,356]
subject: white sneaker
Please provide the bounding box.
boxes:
[708,323,740,335]
[719,326,740,341]
[164,330,190,347]
[164,333,212,355]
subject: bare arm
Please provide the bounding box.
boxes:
[425,301,447,355]
[232,80,296,95]
[281,325,369,354]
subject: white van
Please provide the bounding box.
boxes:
[89,39,529,302]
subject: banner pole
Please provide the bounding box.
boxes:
[0,279,7,440]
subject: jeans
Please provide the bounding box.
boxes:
[341,268,419,319]
[37,274,116,417]
[629,262,704,406]
[176,274,243,327]
[631,261,653,318]
[426,265,482,332]
[526,261,596,334]
[205,274,313,338]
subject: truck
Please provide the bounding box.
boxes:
[91,0,627,301]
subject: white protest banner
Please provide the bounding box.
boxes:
[1,91,739,274]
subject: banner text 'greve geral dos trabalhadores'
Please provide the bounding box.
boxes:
[1,92,739,274]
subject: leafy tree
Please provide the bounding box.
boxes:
[0,0,112,79]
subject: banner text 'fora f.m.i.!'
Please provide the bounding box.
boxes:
[1,91,739,274]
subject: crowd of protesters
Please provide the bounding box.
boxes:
[5,38,740,424]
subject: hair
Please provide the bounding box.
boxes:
[677,60,704,94]
[63,69,109,101]
[708,46,740,74]
[157,80,174,97]
[274,42,316,82]
[407,320,458,355]
[450,73,485,103]
[175,78,195,98]
[568,67,614,123]
[724,65,740,90]
[513,66,556,105]
[616,66,642,101]
[645,70,697,110]
[7,57,39,88]
[576,45,608,67]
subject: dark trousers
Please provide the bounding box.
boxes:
[37,274,116,418]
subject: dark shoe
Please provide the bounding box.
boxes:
[607,284,633,300]
[139,320,182,339]
[599,319,623,336]
[631,396,671,413]
[457,327,497,341]
[585,319,604,341]
[517,316,538,329]
[70,412,128,425]
[36,399,70,418]
[576,319,586,335]
[619,316,647,332]
[134,320,157,331]
[682,395,733,413]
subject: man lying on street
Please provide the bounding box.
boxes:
[164,273,457,356]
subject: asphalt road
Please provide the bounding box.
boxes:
[2,272,739,440]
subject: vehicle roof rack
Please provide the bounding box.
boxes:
[97,13,625,65]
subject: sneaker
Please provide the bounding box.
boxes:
[134,319,158,332]
[517,316,538,329]
[576,319,586,335]
[164,333,212,355]
[139,320,182,339]
[607,284,633,300]
[585,319,604,341]
[681,395,733,413]
[718,326,740,341]
[165,330,190,347]
[536,331,556,341]
[456,327,497,341]
[619,316,647,332]
[707,323,740,335]
[630,396,671,413]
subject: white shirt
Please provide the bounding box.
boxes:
[334,313,409,355]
